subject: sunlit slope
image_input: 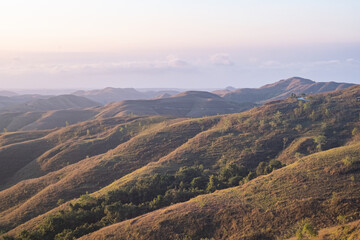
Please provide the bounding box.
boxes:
[0,116,218,231]
[82,141,360,240]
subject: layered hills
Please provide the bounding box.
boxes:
[97,91,255,118]
[0,91,254,132]
[0,84,359,240]
[73,87,179,104]
[0,95,101,132]
[0,95,100,113]
[1,77,354,133]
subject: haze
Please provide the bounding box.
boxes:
[1,0,359,89]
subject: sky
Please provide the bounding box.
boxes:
[0,0,360,90]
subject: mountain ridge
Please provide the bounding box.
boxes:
[214,77,355,103]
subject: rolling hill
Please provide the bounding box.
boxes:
[0,85,359,239]
[73,87,179,104]
[0,95,101,132]
[0,95,52,111]
[96,91,256,118]
[0,95,100,113]
[0,91,18,97]
[0,91,255,132]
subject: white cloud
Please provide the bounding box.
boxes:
[346,58,360,64]
[0,56,193,76]
[166,55,189,68]
[210,53,234,66]
[311,60,341,66]
[258,60,295,69]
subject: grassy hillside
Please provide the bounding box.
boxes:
[0,116,218,232]
[287,219,360,240]
[79,140,360,240]
[0,85,359,239]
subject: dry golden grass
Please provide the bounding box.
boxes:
[80,141,360,240]
[0,116,215,232]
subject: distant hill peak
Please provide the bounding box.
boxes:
[260,77,315,89]
[225,86,236,91]
[172,91,221,99]
[0,90,18,97]
[152,93,171,100]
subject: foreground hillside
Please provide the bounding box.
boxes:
[81,140,360,239]
[289,219,360,240]
[0,85,359,239]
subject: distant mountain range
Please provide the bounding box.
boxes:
[213,77,354,103]
[73,87,179,104]
[0,95,100,113]
[0,77,356,131]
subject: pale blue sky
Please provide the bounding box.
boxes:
[0,1,359,89]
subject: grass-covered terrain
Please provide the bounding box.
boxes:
[0,85,359,239]
[80,140,360,240]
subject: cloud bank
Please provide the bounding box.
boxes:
[210,54,234,66]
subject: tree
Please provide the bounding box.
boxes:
[324,108,331,117]
[295,124,303,132]
[268,159,284,170]
[274,111,283,124]
[352,127,359,136]
[309,110,317,121]
[206,175,221,193]
[296,223,318,240]
[191,176,208,190]
[256,162,267,176]
[57,199,65,206]
[282,137,289,149]
[314,135,326,151]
